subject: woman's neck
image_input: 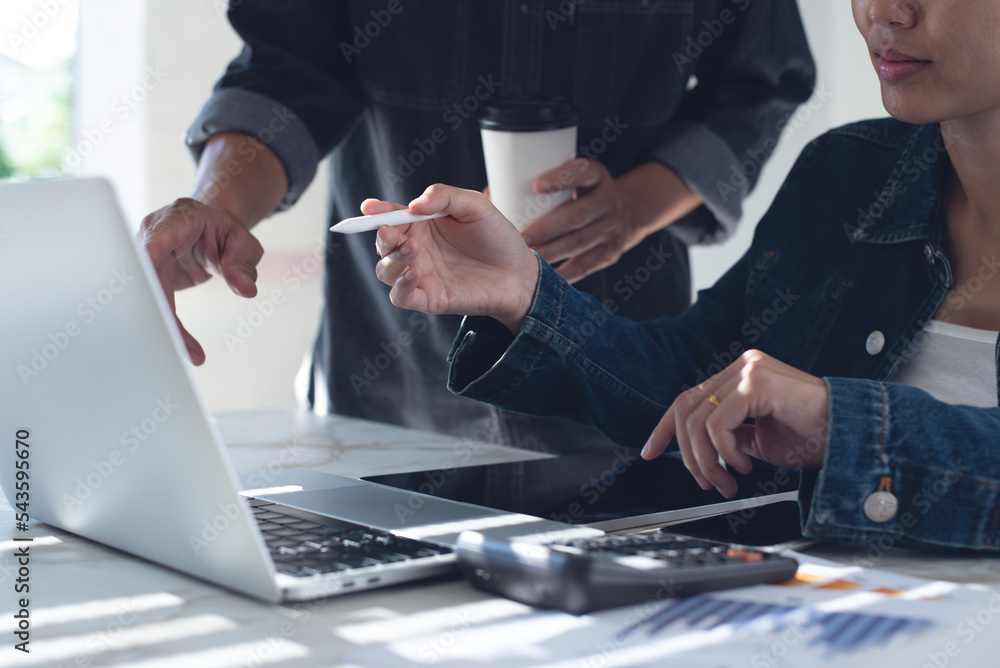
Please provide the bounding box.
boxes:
[941,117,1000,237]
[936,117,1000,331]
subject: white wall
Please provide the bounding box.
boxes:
[75,0,328,412]
[689,2,886,293]
[73,0,148,225]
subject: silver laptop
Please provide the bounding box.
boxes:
[0,178,796,603]
[0,177,580,603]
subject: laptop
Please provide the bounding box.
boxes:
[0,178,797,604]
[0,177,565,602]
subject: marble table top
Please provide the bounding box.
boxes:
[1,410,998,667]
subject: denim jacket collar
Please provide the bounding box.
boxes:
[845,123,949,247]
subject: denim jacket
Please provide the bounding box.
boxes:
[448,119,1000,551]
[184,0,814,454]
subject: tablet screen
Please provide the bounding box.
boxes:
[363,449,803,546]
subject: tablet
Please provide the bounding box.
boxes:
[363,450,803,546]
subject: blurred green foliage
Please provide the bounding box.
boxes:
[0,58,72,179]
[0,141,13,179]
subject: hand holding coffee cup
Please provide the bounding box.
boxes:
[479,98,578,232]
[512,157,703,285]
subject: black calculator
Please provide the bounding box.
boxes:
[456,529,799,615]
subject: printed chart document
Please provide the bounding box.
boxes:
[348,551,1000,667]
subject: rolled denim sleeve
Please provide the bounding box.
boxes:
[654,0,816,245]
[800,377,1000,551]
[447,254,748,448]
[185,0,365,211]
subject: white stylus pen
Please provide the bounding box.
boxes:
[330,210,443,234]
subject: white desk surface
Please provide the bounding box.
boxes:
[2,410,998,667]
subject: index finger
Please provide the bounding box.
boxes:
[641,405,677,460]
[533,158,600,194]
[521,188,609,251]
[148,247,207,366]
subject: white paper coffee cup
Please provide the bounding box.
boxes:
[479,99,578,231]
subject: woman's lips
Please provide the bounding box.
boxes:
[877,50,931,82]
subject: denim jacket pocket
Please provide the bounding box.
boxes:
[351,0,471,109]
[573,1,693,126]
[745,250,851,370]
[792,278,851,369]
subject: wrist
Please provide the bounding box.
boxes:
[191,132,288,229]
[618,162,702,240]
[495,251,540,334]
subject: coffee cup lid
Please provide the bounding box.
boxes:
[479,97,578,132]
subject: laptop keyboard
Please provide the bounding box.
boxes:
[248,498,452,577]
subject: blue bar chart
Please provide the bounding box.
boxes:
[617,595,935,659]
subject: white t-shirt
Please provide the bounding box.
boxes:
[891,320,998,407]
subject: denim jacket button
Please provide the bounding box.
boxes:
[924,243,935,265]
[865,330,885,356]
[864,490,899,523]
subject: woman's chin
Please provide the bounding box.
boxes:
[881,91,946,125]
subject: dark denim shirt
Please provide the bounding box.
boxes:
[448,119,1000,551]
[185,1,815,451]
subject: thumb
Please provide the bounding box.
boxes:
[361,198,407,215]
[219,226,264,298]
[409,184,499,224]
